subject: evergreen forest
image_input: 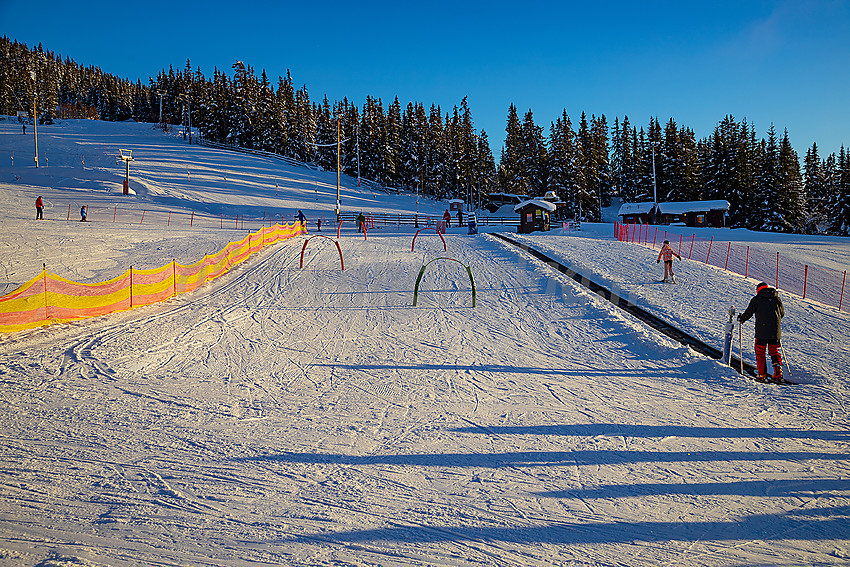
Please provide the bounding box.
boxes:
[2,37,848,235]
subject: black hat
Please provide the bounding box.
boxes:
[756,282,769,292]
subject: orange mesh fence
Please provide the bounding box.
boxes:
[0,222,306,332]
[616,222,849,312]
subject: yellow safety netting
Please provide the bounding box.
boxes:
[0,222,306,332]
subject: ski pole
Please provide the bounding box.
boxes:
[738,320,744,375]
[781,344,792,378]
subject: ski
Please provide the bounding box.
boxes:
[747,374,798,385]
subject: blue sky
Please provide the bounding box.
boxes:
[3,0,848,159]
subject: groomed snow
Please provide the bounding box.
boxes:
[0,119,848,566]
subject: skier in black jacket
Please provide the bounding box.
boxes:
[738,282,784,381]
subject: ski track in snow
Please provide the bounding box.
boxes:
[0,119,848,566]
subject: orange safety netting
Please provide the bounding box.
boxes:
[0,222,305,332]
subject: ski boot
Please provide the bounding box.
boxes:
[770,365,784,383]
[671,275,676,284]
[754,375,769,383]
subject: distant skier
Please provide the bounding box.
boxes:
[35,196,43,220]
[657,240,681,283]
[738,282,785,382]
[456,209,463,228]
[80,205,88,222]
[296,210,305,228]
[316,218,322,232]
[443,209,451,228]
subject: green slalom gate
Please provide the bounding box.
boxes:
[412,257,476,307]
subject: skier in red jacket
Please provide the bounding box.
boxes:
[35,196,44,220]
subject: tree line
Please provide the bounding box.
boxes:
[2,37,848,235]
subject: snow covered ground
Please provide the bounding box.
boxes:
[0,119,848,566]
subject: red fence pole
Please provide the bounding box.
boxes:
[190,212,194,226]
[172,259,177,297]
[706,236,713,263]
[840,271,846,311]
[140,210,145,224]
[678,234,682,256]
[67,204,71,221]
[220,214,223,229]
[725,242,731,270]
[167,212,171,226]
[688,234,695,260]
[653,227,657,248]
[803,265,808,299]
[113,205,117,222]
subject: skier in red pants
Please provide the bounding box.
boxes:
[738,282,784,382]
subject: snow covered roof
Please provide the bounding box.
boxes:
[657,200,729,214]
[448,199,464,204]
[617,201,656,215]
[514,199,557,213]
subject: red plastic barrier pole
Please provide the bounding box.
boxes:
[653,227,657,248]
[706,236,713,263]
[172,259,177,297]
[803,265,808,299]
[688,235,695,260]
[745,246,750,278]
[840,271,846,311]
[67,204,71,221]
[678,234,683,256]
[167,212,171,226]
[140,210,145,224]
[725,242,731,270]
[129,265,133,309]
[190,212,194,226]
[776,252,780,288]
[113,205,117,222]
[337,220,343,239]
[220,214,223,229]
[235,215,239,230]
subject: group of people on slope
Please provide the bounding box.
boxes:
[35,197,87,221]
[655,239,784,382]
[442,209,464,228]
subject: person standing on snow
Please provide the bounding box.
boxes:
[738,282,785,382]
[35,196,43,220]
[357,211,366,232]
[657,240,681,283]
[443,209,451,228]
[296,210,306,228]
[80,205,88,222]
[457,209,464,228]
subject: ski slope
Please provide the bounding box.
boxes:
[0,118,848,566]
